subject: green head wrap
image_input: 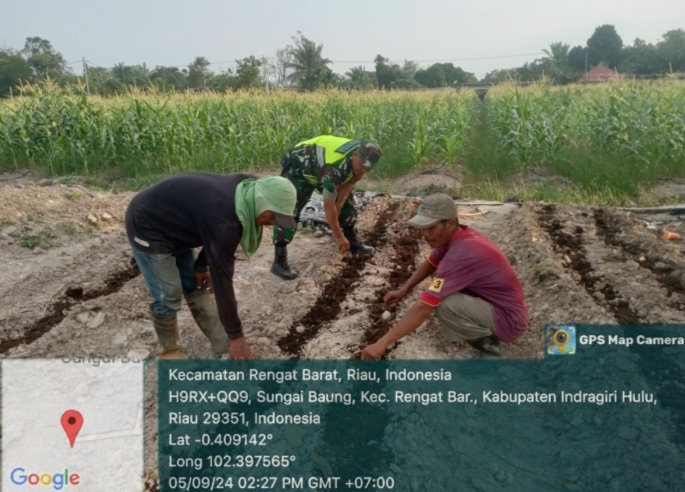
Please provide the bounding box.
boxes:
[235,176,296,257]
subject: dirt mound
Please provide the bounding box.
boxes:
[367,168,463,198]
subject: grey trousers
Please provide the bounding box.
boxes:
[436,293,496,342]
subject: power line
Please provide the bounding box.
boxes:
[82,57,90,95]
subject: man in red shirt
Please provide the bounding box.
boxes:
[361,194,528,359]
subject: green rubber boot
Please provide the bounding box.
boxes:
[185,289,229,359]
[150,306,187,360]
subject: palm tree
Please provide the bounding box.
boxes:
[543,42,571,64]
[344,66,375,90]
[112,63,133,84]
[287,34,332,90]
[542,42,572,83]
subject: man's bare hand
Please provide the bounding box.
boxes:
[335,235,350,253]
[361,341,387,360]
[229,337,252,360]
[384,289,406,307]
[195,271,213,291]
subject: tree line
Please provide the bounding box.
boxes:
[483,25,685,83]
[1,26,684,97]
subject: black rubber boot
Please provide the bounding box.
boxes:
[271,244,298,280]
[467,334,501,358]
[185,290,229,359]
[150,305,187,359]
[342,226,374,254]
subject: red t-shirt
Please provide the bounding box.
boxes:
[420,226,529,342]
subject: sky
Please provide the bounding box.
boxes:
[1,0,684,79]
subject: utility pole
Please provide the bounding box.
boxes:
[261,56,269,92]
[584,49,588,81]
[82,57,90,95]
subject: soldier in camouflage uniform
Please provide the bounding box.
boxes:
[271,135,383,280]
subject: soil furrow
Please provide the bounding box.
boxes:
[352,223,423,359]
[0,263,140,354]
[536,205,641,324]
[277,201,400,358]
[594,208,685,312]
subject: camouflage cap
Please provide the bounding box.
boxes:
[357,140,383,169]
[407,194,457,228]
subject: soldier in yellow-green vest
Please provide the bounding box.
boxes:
[271,135,383,280]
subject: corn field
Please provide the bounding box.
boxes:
[0,84,478,177]
[0,81,683,193]
[486,81,685,176]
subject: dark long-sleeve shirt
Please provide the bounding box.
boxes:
[125,172,253,340]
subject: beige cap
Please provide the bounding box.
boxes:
[407,194,457,228]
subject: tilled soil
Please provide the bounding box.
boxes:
[2,181,685,488]
[3,184,684,362]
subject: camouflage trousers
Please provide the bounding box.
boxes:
[272,177,357,245]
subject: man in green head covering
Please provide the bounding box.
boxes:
[272,135,383,280]
[125,173,296,360]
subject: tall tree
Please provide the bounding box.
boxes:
[587,25,623,68]
[150,66,188,91]
[620,39,663,76]
[273,47,293,88]
[187,56,211,90]
[85,66,114,95]
[235,56,262,89]
[21,37,68,80]
[568,45,588,72]
[515,61,545,82]
[440,63,477,85]
[287,33,333,90]
[208,69,237,92]
[259,56,276,88]
[481,68,516,83]
[0,49,33,97]
[401,60,419,79]
[657,29,685,72]
[112,63,150,87]
[414,63,446,87]
[374,55,402,89]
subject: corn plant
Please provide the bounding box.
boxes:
[0,84,480,177]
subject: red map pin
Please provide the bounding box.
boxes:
[61,410,84,448]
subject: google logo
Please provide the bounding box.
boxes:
[9,468,80,490]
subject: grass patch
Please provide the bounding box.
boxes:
[462,111,520,182]
[545,148,649,198]
[20,234,41,249]
[459,117,676,206]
